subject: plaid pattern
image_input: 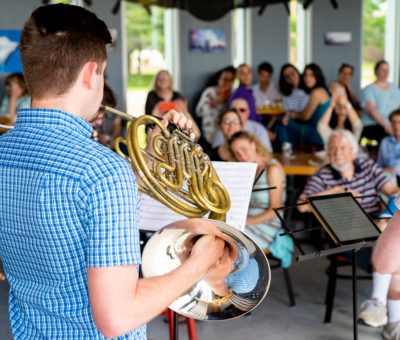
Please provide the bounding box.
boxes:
[0,108,145,339]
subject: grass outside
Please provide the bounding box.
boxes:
[128,74,154,91]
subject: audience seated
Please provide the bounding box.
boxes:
[209,109,243,161]
[229,64,260,123]
[153,98,201,142]
[361,60,400,143]
[275,63,330,150]
[213,98,272,151]
[252,61,281,108]
[144,69,184,115]
[228,131,293,268]
[92,83,122,150]
[195,68,235,144]
[378,109,400,177]
[278,63,309,114]
[0,73,31,123]
[298,129,400,333]
[330,63,362,114]
[317,83,362,147]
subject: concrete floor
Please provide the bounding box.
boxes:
[0,255,383,340]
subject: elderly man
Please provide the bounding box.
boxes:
[229,64,260,122]
[212,98,272,151]
[299,129,400,338]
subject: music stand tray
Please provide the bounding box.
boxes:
[274,192,381,340]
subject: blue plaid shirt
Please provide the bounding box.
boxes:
[0,108,146,339]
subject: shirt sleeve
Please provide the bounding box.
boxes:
[85,163,141,268]
[370,161,391,191]
[377,139,389,167]
[361,85,376,109]
[302,172,326,197]
[251,123,272,151]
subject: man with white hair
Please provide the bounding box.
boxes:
[212,98,272,151]
[299,129,400,338]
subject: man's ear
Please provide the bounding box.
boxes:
[81,61,99,90]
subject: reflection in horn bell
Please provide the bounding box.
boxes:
[142,218,271,321]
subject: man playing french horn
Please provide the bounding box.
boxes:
[0,4,228,339]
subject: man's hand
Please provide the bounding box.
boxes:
[189,235,225,275]
[203,248,234,296]
[0,272,5,281]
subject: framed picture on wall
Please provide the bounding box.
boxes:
[324,32,352,46]
[0,30,22,73]
[189,29,226,53]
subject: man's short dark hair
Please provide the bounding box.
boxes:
[338,63,354,74]
[389,108,400,122]
[257,62,273,74]
[20,4,112,99]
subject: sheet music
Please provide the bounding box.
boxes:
[139,161,257,232]
[311,196,380,242]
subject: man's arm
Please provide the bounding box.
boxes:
[88,235,225,338]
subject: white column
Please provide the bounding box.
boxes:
[232,8,252,66]
[384,0,400,86]
[164,9,181,90]
[296,3,312,71]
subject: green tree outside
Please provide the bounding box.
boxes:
[125,3,164,89]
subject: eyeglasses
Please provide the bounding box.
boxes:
[222,119,241,126]
[233,108,247,113]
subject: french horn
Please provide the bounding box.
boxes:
[104,106,271,320]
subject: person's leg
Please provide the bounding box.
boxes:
[358,271,390,327]
[382,274,400,339]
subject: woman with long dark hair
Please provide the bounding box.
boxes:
[275,63,330,150]
[279,63,309,113]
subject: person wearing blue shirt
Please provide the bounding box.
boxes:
[361,60,400,143]
[378,109,400,184]
[0,4,225,340]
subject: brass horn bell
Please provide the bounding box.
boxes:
[103,106,271,320]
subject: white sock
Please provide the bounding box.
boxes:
[371,272,392,306]
[388,299,400,323]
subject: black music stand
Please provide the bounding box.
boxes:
[274,192,385,340]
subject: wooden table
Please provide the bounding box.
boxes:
[274,152,325,176]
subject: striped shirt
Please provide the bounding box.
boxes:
[0,108,145,339]
[282,89,309,113]
[302,157,390,214]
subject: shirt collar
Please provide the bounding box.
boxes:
[15,108,93,138]
[330,158,362,181]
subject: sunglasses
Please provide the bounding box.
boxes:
[234,108,247,112]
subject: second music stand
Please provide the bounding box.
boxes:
[274,192,384,340]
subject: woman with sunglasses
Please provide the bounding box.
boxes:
[209,109,243,161]
[228,131,293,268]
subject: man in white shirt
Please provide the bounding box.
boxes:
[252,62,281,108]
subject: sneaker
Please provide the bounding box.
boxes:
[382,321,400,340]
[357,299,388,327]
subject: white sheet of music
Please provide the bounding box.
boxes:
[139,161,257,232]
